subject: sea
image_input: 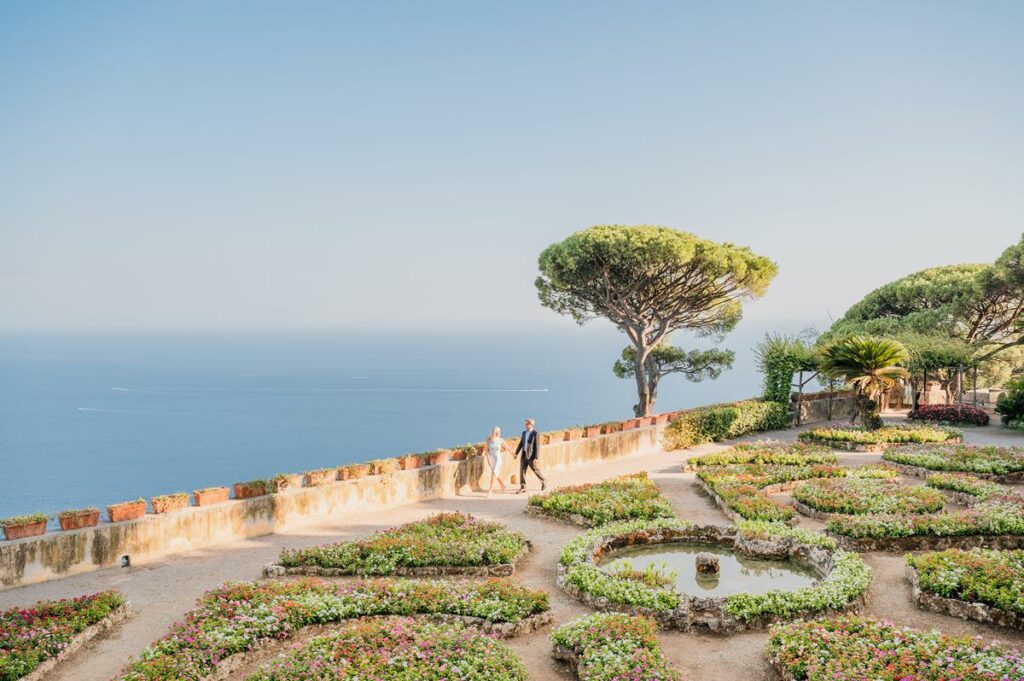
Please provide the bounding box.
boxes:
[0,326,779,520]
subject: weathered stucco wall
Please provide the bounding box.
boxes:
[793,392,858,424]
[1,425,663,590]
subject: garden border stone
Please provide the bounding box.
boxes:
[832,533,1024,552]
[907,564,1024,630]
[19,601,132,681]
[883,460,1024,484]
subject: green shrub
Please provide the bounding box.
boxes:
[996,378,1024,426]
[663,401,789,450]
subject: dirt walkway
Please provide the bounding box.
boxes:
[3,419,1023,680]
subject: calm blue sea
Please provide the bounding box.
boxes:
[0,328,769,520]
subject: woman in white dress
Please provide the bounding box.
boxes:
[483,426,511,496]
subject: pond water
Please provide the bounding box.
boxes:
[601,543,819,596]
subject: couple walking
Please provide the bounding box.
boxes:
[483,418,546,496]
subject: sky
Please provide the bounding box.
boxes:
[1,1,1022,333]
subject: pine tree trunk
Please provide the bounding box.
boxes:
[632,345,654,417]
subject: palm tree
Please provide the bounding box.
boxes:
[819,336,909,429]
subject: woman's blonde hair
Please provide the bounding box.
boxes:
[490,426,501,439]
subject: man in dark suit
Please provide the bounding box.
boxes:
[514,417,546,493]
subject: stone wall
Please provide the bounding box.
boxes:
[792,391,858,425]
[1,424,664,590]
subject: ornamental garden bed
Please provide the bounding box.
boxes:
[790,477,946,520]
[766,615,1024,680]
[246,617,529,681]
[264,512,530,577]
[683,441,838,470]
[797,424,962,451]
[525,473,675,527]
[116,577,551,680]
[695,461,893,525]
[556,518,870,634]
[826,494,1024,551]
[551,613,680,681]
[906,548,1024,630]
[924,472,1011,506]
[882,444,1024,482]
[1,590,130,681]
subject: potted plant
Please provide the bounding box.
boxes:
[563,427,583,441]
[303,468,337,487]
[151,492,189,514]
[57,507,100,531]
[584,424,602,438]
[429,448,452,465]
[107,499,146,523]
[538,432,554,445]
[398,454,422,471]
[451,444,478,461]
[600,421,623,434]
[339,463,370,480]
[622,418,641,430]
[269,473,302,492]
[654,413,671,425]
[233,479,271,499]
[193,487,229,507]
[1,513,49,540]
[370,458,399,475]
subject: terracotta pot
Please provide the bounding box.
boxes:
[450,449,467,461]
[233,483,269,499]
[194,488,229,507]
[58,510,99,531]
[107,501,146,523]
[303,470,336,487]
[564,429,583,441]
[655,414,671,425]
[601,423,622,434]
[585,426,602,438]
[151,495,189,514]
[539,434,553,445]
[622,418,641,430]
[271,475,302,492]
[431,450,452,465]
[400,455,422,471]
[337,467,352,481]
[2,520,47,540]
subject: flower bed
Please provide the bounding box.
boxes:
[1,590,130,681]
[556,518,870,633]
[798,424,961,451]
[925,472,1009,505]
[908,403,990,426]
[907,548,1024,629]
[525,473,674,526]
[684,441,837,469]
[268,512,530,577]
[766,615,1024,680]
[791,477,945,517]
[695,462,892,524]
[117,578,550,680]
[247,617,528,681]
[826,494,1024,551]
[883,444,1024,481]
[550,613,680,681]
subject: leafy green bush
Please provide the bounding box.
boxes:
[527,473,674,526]
[118,578,549,680]
[551,613,680,681]
[1,591,127,681]
[883,444,1024,476]
[248,617,528,681]
[907,548,1024,615]
[996,378,1024,427]
[767,616,1024,680]
[663,400,789,450]
[278,512,528,573]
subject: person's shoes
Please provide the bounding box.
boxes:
[541,482,546,491]
[516,488,525,494]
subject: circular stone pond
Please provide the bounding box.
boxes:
[601,542,819,596]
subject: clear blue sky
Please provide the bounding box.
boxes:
[1,1,1021,331]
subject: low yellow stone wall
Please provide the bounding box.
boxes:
[0,425,663,590]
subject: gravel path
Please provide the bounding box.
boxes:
[3,417,1023,680]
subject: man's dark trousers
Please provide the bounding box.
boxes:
[515,429,546,490]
